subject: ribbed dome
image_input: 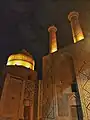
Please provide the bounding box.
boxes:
[7,50,35,70]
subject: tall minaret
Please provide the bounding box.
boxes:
[48,25,57,53]
[68,11,84,43]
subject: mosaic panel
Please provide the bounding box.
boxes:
[43,97,56,120]
[24,80,35,106]
[77,68,90,120]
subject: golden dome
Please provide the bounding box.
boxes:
[7,50,35,70]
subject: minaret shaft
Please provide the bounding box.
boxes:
[48,26,57,53]
[68,11,84,43]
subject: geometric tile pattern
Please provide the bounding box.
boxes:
[43,97,56,120]
[68,92,77,106]
[24,80,35,107]
[77,67,90,120]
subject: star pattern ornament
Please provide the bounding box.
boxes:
[24,79,35,106]
[77,66,90,120]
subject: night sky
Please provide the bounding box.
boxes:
[0,0,90,79]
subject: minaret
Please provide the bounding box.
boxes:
[68,11,84,43]
[48,25,57,53]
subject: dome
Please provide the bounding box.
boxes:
[7,50,35,70]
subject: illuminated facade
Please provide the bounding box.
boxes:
[41,11,90,120]
[0,10,90,120]
[68,11,84,43]
[0,50,38,120]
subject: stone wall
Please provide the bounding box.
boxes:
[42,38,90,120]
[0,66,37,120]
[42,51,75,120]
[62,39,90,120]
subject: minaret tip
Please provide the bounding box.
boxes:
[48,25,57,32]
[68,11,79,21]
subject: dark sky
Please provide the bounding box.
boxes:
[0,0,90,79]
